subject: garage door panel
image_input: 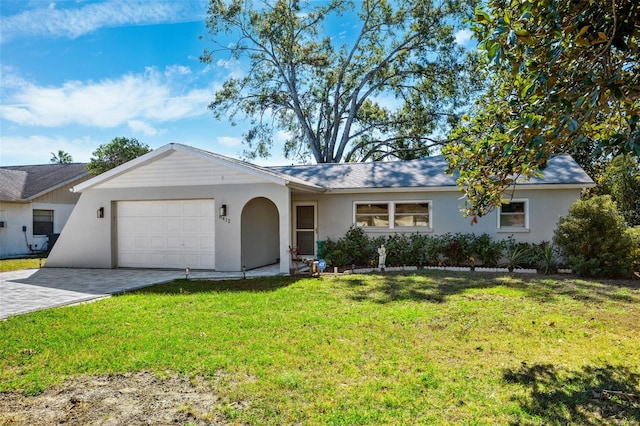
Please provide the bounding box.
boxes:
[117,200,215,269]
[183,220,199,233]
[183,201,201,216]
[166,203,182,216]
[150,236,165,249]
[183,236,199,249]
[148,219,165,233]
[134,236,148,249]
[166,218,182,233]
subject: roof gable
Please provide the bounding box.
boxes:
[0,163,89,202]
[74,143,323,192]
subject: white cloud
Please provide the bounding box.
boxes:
[0,0,206,43]
[217,136,242,147]
[0,135,99,164]
[0,67,213,128]
[455,29,474,46]
[165,65,192,77]
[128,120,162,136]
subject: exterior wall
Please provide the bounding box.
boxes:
[46,183,292,273]
[0,175,85,258]
[292,187,583,248]
[0,202,31,258]
[0,199,80,258]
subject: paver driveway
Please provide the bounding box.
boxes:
[0,266,281,319]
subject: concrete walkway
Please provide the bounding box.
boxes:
[0,265,282,320]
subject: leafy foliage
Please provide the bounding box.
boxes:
[595,154,640,226]
[50,150,73,164]
[87,137,151,175]
[553,195,635,278]
[444,0,640,218]
[322,230,548,269]
[201,0,481,163]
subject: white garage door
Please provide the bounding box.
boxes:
[117,200,215,269]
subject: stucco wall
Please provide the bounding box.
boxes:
[291,187,583,245]
[46,183,291,273]
[0,201,79,258]
[0,202,31,258]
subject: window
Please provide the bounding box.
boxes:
[394,202,430,228]
[354,201,431,230]
[355,203,389,228]
[33,209,54,235]
[498,200,528,230]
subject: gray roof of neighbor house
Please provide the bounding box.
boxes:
[0,163,89,202]
[270,154,594,190]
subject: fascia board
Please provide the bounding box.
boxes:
[325,183,594,194]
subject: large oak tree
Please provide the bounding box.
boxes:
[201,0,480,163]
[444,0,640,218]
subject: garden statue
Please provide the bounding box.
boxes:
[378,244,387,271]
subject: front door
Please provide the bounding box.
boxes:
[294,203,316,257]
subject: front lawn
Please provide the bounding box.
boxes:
[1,271,639,424]
[0,257,45,272]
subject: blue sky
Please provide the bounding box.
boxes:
[0,0,474,166]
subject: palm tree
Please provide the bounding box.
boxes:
[50,150,73,164]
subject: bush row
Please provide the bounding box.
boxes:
[320,227,557,272]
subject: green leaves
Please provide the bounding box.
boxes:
[87,137,151,176]
[445,0,640,217]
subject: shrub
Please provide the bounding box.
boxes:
[536,242,558,275]
[322,237,346,267]
[501,237,537,271]
[441,233,474,266]
[629,228,640,275]
[553,195,634,278]
[385,234,412,266]
[342,226,374,266]
[469,233,504,267]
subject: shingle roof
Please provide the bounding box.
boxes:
[270,154,593,190]
[0,163,89,202]
[183,144,324,190]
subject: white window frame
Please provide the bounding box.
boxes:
[353,200,432,231]
[497,198,529,232]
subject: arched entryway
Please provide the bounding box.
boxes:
[241,197,280,270]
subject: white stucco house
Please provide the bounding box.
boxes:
[46,143,594,273]
[0,163,90,258]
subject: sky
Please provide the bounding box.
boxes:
[0,0,475,167]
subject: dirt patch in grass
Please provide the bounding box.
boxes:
[0,372,233,425]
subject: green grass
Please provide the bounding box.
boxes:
[1,271,639,425]
[0,257,46,272]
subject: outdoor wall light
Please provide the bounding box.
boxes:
[219,204,227,218]
[97,207,105,219]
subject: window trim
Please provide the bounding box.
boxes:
[497,199,529,232]
[353,200,432,231]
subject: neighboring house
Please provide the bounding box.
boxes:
[46,143,594,273]
[0,163,90,258]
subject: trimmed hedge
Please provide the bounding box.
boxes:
[321,228,545,271]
